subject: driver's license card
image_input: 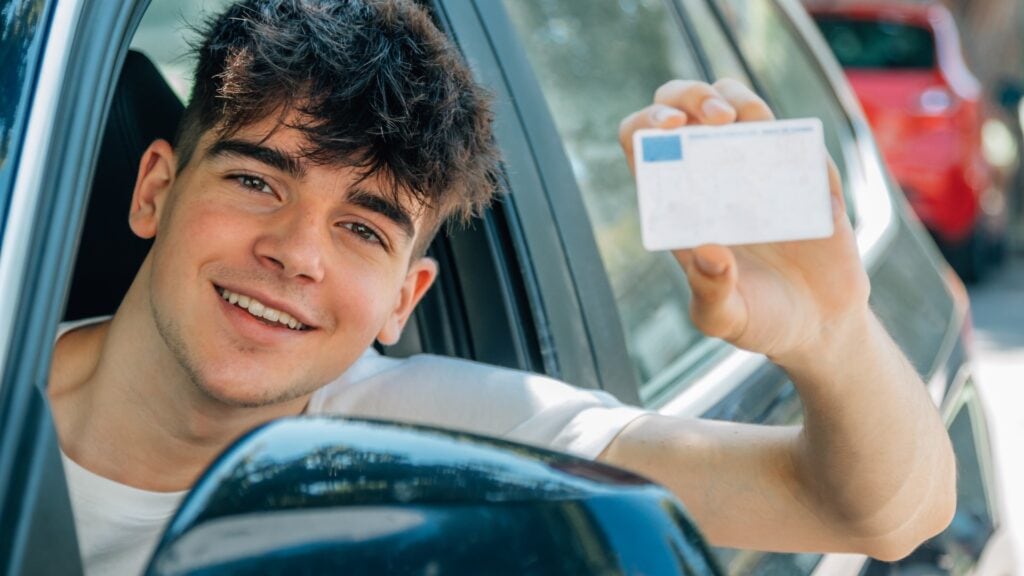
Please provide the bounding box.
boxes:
[632,118,834,251]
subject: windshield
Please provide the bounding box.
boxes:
[815,17,936,70]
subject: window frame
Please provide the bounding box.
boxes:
[941,376,1001,532]
[467,0,902,414]
[462,0,657,402]
[0,0,153,572]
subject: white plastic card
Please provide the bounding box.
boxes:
[632,118,834,251]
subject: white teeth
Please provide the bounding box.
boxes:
[218,288,306,331]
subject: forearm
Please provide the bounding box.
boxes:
[775,309,956,559]
[613,80,955,558]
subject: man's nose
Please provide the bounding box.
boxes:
[253,208,327,283]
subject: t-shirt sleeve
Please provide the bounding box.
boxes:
[501,389,649,459]
[307,352,650,460]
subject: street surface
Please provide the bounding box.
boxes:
[969,253,1024,571]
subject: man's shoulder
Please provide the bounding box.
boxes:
[49,316,111,400]
[305,351,648,459]
[307,350,567,413]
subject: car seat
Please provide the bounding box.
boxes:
[63,49,180,322]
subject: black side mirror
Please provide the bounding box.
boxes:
[144,417,722,575]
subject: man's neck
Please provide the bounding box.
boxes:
[49,288,310,492]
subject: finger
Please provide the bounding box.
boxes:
[654,80,737,125]
[712,78,776,122]
[826,156,847,222]
[673,244,746,340]
[619,104,688,172]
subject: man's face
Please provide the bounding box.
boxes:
[130,117,437,407]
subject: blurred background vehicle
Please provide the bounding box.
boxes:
[808,1,1011,282]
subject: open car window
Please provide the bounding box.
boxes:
[500,0,734,406]
[131,0,234,102]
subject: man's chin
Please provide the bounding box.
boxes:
[190,372,321,410]
[152,302,327,410]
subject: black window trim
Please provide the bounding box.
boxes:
[942,376,1002,530]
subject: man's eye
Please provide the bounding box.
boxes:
[235,174,274,195]
[343,222,384,245]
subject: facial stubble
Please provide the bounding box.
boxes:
[148,284,323,409]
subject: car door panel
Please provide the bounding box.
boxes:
[1,0,150,573]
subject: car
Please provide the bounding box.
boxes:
[0,0,1011,574]
[808,1,1007,282]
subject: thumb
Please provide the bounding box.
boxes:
[674,245,746,340]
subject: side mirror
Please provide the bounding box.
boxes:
[144,417,722,575]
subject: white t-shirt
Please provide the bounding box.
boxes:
[62,454,187,576]
[58,319,648,575]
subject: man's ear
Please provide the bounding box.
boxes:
[128,139,177,239]
[376,257,439,346]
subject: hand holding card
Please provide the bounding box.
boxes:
[619,78,868,362]
[632,118,834,251]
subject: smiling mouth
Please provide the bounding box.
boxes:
[217,286,310,331]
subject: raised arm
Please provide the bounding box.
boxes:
[600,79,956,560]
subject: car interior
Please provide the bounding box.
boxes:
[63,50,175,324]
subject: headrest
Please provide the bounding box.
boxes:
[64,50,184,321]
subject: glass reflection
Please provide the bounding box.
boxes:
[1,0,47,208]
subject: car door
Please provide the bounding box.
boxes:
[0,0,152,573]
[705,2,1004,574]
[456,1,818,572]
[446,0,990,574]
[0,3,71,573]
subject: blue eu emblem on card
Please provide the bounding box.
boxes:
[642,135,683,162]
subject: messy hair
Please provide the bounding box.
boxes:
[174,0,502,249]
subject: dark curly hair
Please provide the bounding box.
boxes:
[174,0,501,252]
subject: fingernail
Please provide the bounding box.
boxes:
[695,254,727,276]
[832,194,843,219]
[701,98,732,119]
[653,107,685,125]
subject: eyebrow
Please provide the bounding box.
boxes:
[206,139,305,178]
[347,187,416,240]
[206,138,415,241]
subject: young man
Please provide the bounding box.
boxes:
[47,0,956,574]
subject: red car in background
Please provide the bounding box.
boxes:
[810,1,1005,281]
